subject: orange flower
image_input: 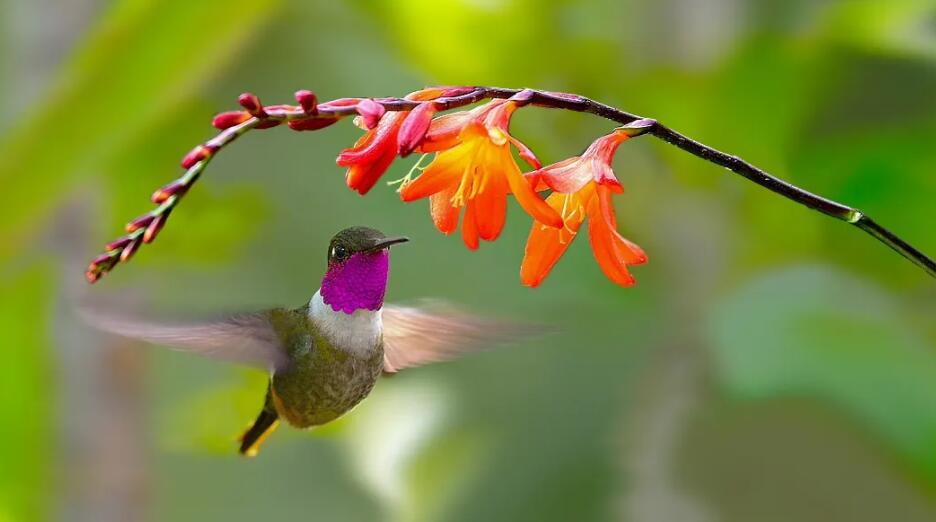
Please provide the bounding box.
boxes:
[399,99,562,249]
[521,128,647,287]
[337,89,444,195]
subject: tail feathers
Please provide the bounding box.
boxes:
[239,409,280,457]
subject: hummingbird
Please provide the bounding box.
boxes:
[88,226,526,457]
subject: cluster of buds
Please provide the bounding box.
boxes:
[87,86,656,287]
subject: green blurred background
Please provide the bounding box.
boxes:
[1,0,935,520]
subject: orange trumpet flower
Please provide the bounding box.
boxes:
[400,99,562,249]
[521,127,648,287]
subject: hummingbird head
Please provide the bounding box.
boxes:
[320,226,409,314]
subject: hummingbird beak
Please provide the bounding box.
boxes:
[367,236,409,251]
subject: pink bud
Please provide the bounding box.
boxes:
[89,252,116,270]
[151,179,188,203]
[238,92,266,117]
[212,111,251,129]
[398,102,437,157]
[125,213,155,233]
[104,236,134,252]
[355,99,386,129]
[295,90,318,114]
[181,145,213,169]
[119,237,142,262]
[288,117,339,131]
[85,271,100,284]
[143,212,170,244]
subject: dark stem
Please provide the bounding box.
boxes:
[463,87,934,279]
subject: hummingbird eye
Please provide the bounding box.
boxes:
[331,244,349,262]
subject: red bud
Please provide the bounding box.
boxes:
[126,213,155,233]
[119,237,142,262]
[212,111,251,129]
[89,252,116,270]
[85,270,100,283]
[143,212,170,244]
[151,179,188,203]
[398,102,437,156]
[238,92,266,117]
[181,145,213,168]
[355,99,386,129]
[295,90,318,114]
[104,236,134,251]
[288,117,339,131]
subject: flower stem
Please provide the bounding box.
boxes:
[87,86,935,282]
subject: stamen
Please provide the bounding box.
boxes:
[387,153,430,193]
[450,164,472,207]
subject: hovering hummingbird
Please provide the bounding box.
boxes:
[90,226,526,457]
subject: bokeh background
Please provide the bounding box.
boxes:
[2,0,935,520]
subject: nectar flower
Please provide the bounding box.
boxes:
[521,128,647,287]
[336,90,442,195]
[399,99,562,249]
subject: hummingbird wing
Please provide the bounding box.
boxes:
[381,301,537,373]
[83,309,289,371]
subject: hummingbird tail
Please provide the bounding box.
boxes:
[238,409,280,458]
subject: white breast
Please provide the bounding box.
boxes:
[309,290,382,356]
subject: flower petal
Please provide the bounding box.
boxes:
[419,111,473,152]
[587,215,636,287]
[534,156,591,194]
[399,147,469,201]
[504,156,563,228]
[596,185,646,264]
[520,192,585,287]
[472,167,508,241]
[461,201,479,250]
[337,113,404,165]
[430,187,460,235]
[508,135,541,169]
[346,143,397,195]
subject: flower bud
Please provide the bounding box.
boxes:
[151,179,188,203]
[89,252,116,271]
[143,212,170,244]
[119,237,142,262]
[398,102,436,157]
[238,92,266,116]
[126,213,156,233]
[181,144,213,168]
[295,90,318,114]
[212,111,251,129]
[355,99,386,129]
[104,236,134,251]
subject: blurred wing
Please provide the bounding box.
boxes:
[382,301,538,373]
[83,309,288,371]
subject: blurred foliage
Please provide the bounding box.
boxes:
[710,266,936,479]
[0,0,934,521]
